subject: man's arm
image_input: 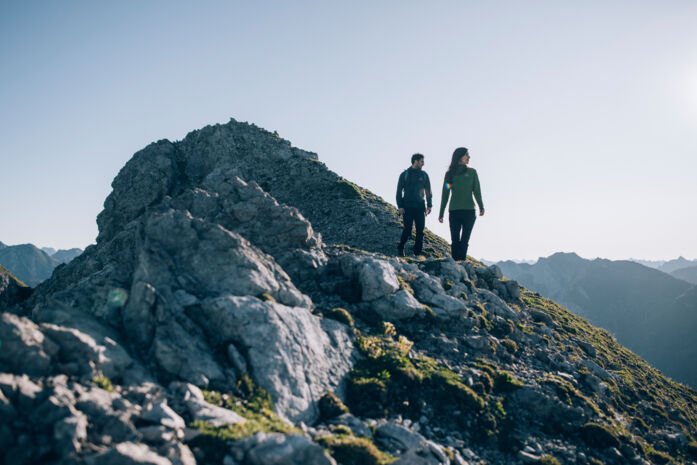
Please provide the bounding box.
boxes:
[424,173,433,209]
[424,172,433,215]
[396,171,405,212]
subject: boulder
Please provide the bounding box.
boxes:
[0,313,57,376]
[372,290,425,320]
[195,296,355,422]
[243,433,336,465]
[86,441,173,465]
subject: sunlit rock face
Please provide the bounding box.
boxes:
[1,119,696,465]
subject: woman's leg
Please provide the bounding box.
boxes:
[449,210,465,260]
[459,210,477,259]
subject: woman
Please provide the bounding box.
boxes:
[438,147,485,261]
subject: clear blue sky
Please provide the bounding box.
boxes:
[1,1,696,261]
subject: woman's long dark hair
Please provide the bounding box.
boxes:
[444,147,469,183]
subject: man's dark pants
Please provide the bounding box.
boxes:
[449,209,476,260]
[399,207,426,255]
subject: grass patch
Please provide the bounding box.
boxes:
[580,423,620,449]
[93,376,114,392]
[326,307,354,327]
[539,455,561,465]
[347,333,485,423]
[493,371,524,393]
[317,432,395,465]
[190,377,300,463]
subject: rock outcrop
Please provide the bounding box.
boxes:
[2,119,697,465]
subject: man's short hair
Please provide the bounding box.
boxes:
[411,153,424,164]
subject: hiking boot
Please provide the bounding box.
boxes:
[397,245,405,257]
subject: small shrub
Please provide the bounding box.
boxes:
[397,275,415,295]
[93,376,114,392]
[580,423,620,449]
[331,424,354,435]
[645,447,673,464]
[687,441,697,459]
[319,391,349,420]
[396,335,413,356]
[381,322,397,338]
[501,339,518,354]
[539,455,561,465]
[316,433,394,465]
[493,371,524,393]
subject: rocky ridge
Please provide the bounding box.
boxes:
[1,119,697,465]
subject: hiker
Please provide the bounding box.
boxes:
[396,153,432,257]
[438,147,484,261]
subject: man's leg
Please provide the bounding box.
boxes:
[399,209,415,255]
[459,210,477,259]
[413,208,426,255]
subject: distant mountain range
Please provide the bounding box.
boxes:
[671,265,697,284]
[497,252,697,387]
[0,242,83,286]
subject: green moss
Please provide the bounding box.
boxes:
[539,455,561,465]
[327,307,354,327]
[347,333,485,421]
[687,441,697,459]
[501,339,518,354]
[317,433,395,465]
[381,322,397,338]
[319,391,350,420]
[521,289,697,439]
[397,275,415,295]
[493,371,524,393]
[580,423,620,449]
[476,313,494,332]
[631,416,649,432]
[494,400,507,417]
[92,376,115,392]
[191,380,301,463]
[645,447,674,464]
[331,424,354,435]
[422,305,437,319]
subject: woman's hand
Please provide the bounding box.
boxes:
[438,217,444,223]
[479,208,485,216]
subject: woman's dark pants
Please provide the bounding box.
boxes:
[399,207,425,255]
[449,209,476,260]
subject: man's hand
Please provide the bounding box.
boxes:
[479,208,485,216]
[399,208,405,216]
[426,208,432,216]
[438,217,444,223]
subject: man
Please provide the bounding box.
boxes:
[396,153,432,257]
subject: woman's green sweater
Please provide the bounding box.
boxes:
[439,166,484,218]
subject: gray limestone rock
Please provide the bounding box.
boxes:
[53,411,88,454]
[358,258,400,301]
[372,290,425,320]
[195,295,355,423]
[476,289,519,321]
[86,441,173,465]
[427,293,466,318]
[0,313,58,376]
[243,433,336,465]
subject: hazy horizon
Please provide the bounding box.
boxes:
[2,2,696,261]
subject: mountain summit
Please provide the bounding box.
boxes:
[2,119,697,465]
